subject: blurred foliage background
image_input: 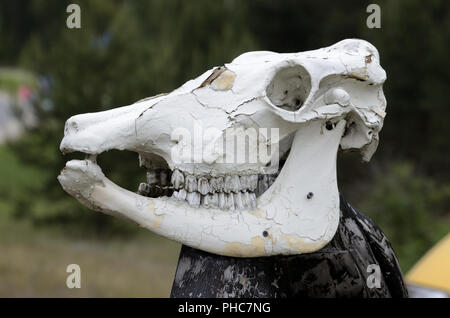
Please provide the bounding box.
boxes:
[0,0,449,296]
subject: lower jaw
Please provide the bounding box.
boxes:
[58,157,338,257]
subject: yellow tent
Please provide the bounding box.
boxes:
[406,233,450,294]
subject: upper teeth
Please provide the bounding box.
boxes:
[185,175,197,192]
[197,177,210,195]
[224,175,240,193]
[210,177,224,192]
[170,169,184,189]
[172,169,259,194]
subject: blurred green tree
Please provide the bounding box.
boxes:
[361,0,450,180]
[359,162,450,270]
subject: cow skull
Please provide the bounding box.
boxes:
[58,39,386,257]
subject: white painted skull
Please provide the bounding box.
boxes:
[58,39,386,257]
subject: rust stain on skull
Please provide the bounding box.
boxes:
[348,72,368,82]
[281,234,327,253]
[199,66,236,91]
[249,209,266,218]
[372,105,387,118]
[147,199,155,213]
[347,65,370,82]
[200,67,226,87]
[152,215,164,228]
[145,199,163,228]
[224,236,266,257]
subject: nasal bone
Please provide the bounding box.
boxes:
[61,106,144,154]
[65,108,118,135]
[64,113,101,136]
[60,97,169,154]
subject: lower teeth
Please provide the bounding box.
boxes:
[138,183,173,198]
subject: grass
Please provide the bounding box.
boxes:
[0,215,181,297]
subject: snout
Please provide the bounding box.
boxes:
[60,96,166,155]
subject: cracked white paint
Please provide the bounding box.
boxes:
[58,39,387,257]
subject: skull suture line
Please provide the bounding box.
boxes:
[58,39,386,257]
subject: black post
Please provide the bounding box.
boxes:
[171,195,408,298]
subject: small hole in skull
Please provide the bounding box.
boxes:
[326,121,333,131]
[263,231,269,237]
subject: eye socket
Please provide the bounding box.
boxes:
[266,65,311,112]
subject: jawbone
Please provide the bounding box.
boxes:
[58,120,345,257]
